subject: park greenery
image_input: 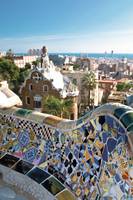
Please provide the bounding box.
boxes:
[0,57,19,82]
[43,95,73,118]
[82,71,96,106]
[116,82,132,92]
[73,63,80,70]
[0,56,31,94]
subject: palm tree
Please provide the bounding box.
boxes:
[6,49,14,60]
[60,98,73,118]
[82,71,96,107]
[32,58,41,68]
[43,95,73,118]
[43,96,60,116]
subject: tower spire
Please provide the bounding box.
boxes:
[41,46,50,68]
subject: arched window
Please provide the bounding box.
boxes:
[32,72,42,81]
[29,84,33,91]
[26,96,30,105]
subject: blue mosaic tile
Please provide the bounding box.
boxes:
[102,132,109,143]
[64,147,70,156]
[0,107,132,199]
[115,173,121,183]
[18,130,30,147]
[107,138,117,153]
[102,145,108,162]
[118,126,126,134]
[74,148,79,158]
[24,148,37,162]
[94,157,101,166]
[117,146,122,155]
[105,116,114,127]
[39,153,47,164]
[120,183,125,193]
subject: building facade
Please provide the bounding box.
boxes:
[0,51,6,58]
[62,69,99,114]
[14,55,39,68]
[20,46,79,120]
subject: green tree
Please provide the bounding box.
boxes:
[43,95,73,118]
[32,58,40,68]
[116,82,132,92]
[60,98,73,118]
[82,71,96,106]
[5,49,14,60]
[0,58,19,82]
[19,68,30,82]
[12,67,30,94]
[73,64,80,70]
[0,57,31,94]
[25,63,31,69]
[32,61,37,67]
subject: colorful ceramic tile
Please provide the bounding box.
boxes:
[18,130,30,147]
[0,107,132,199]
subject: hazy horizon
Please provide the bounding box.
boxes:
[14,51,133,54]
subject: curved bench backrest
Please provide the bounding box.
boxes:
[0,103,132,199]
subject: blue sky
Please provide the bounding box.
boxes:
[0,0,133,53]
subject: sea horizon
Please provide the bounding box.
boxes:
[15,52,133,59]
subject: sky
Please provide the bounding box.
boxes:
[0,0,133,53]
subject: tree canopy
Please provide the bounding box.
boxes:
[82,71,96,90]
[43,95,73,118]
[25,63,31,69]
[0,57,19,81]
[116,82,132,92]
[82,71,96,106]
[32,59,40,68]
[5,49,14,60]
[73,64,80,70]
[12,64,31,94]
[0,57,31,94]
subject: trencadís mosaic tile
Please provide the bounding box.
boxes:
[0,105,132,200]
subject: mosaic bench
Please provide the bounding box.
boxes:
[0,103,133,200]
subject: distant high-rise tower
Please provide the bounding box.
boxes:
[111,50,114,56]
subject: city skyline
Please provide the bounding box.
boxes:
[0,0,133,53]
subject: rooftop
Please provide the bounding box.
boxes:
[25,46,79,98]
